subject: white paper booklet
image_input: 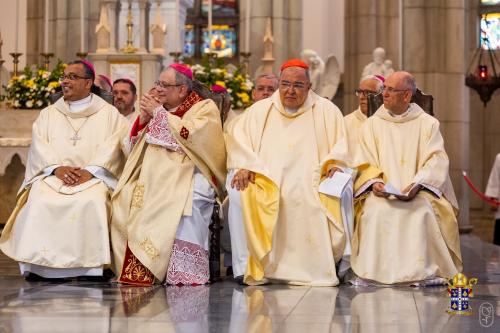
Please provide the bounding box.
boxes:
[318,171,353,198]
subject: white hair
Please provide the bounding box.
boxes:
[359,75,383,91]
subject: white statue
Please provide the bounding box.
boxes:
[300,49,340,100]
[300,49,325,91]
[361,47,394,79]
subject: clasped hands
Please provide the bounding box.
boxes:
[139,92,162,125]
[54,166,93,186]
[231,166,342,191]
[372,182,421,201]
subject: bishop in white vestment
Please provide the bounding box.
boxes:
[0,60,127,279]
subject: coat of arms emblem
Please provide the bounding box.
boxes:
[447,273,478,315]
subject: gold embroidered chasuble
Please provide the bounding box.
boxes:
[225,90,349,286]
[0,94,127,269]
[111,98,227,284]
[351,103,462,284]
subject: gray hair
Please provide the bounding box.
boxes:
[359,75,384,92]
[254,73,279,87]
[279,67,310,82]
[401,73,417,95]
[173,69,193,92]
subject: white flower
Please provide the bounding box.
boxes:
[26,100,34,108]
[13,100,20,107]
[227,88,233,93]
[42,72,49,79]
[36,100,43,107]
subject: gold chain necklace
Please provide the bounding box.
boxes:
[64,116,90,146]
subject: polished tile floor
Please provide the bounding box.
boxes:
[0,234,498,332]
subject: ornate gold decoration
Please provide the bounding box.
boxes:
[122,251,154,284]
[131,184,144,209]
[139,237,160,261]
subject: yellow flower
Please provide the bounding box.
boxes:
[215,81,226,88]
[24,79,35,88]
[48,81,60,89]
[237,92,250,104]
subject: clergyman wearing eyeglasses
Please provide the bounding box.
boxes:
[224,59,352,286]
[344,75,383,165]
[0,60,129,281]
[110,64,226,286]
[350,71,462,286]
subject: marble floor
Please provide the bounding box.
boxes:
[0,234,498,333]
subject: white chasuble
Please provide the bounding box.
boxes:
[226,90,350,286]
[0,94,127,277]
[344,108,367,166]
[351,103,462,285]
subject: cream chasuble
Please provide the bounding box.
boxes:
[344,108,367,165]
[110,98,227,284]
[351,103,462,284]
[0,94,127,275]
[226,90,349,286]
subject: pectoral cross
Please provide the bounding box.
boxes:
[70,133,81,146]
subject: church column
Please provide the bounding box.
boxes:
[138,0,150,53]
[271,0,302,73]
[343,0,399,114]
[403,0,471,231]
[239,0,271,75]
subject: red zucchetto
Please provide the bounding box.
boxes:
[280,59,310,72]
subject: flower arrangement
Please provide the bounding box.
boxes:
[3,60,65,109]
[187,57,253,109]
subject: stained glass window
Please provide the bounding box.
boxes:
[184,25,196,57]
[481,14,500,50]
[184,0,239,59]
[481,0,500,5]
[201,25,236,57]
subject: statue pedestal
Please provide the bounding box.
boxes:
[88,53,164,96]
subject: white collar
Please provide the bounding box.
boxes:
[68,94,92,113]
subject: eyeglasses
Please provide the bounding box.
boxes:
[279,80,307,91]
[382,86,409,94]
[59,73,92,81]
[355,89,380,97]
[154,80,181,90]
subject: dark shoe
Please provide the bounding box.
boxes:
[234,275,248,285]
[226,266,233,277]
[24,273,68,283]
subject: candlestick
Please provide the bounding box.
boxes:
[169,51,182,63]
[240,51,251,76]
[10,52,22,77]
[40,52,54,70]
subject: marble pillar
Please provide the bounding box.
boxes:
[138,0,151,53]
[241,0,271,75]
[344,0,399,114]
[403,0,471,231]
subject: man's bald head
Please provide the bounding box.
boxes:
[383,71,416,114]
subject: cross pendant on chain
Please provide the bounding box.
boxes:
[70,133,81,146]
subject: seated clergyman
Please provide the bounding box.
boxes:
[351,71,462,285]
[0,60,127,280]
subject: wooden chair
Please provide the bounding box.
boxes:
[367,88,434,117]
[192,80,232,282]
